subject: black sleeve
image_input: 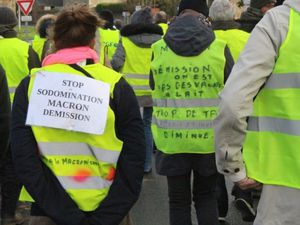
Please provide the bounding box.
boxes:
[88,77,145,225]
[0,65,11,162]
[28,46,41,70]
[224,45,234,83]
[11,77,89,225]
[149,53,155,90]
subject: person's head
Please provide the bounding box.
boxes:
[130,7,153,25]
[114,19,123,30]
[250,0,276,14]
[0,6,17,28]
[35,14,56,38]
[209,0,235,21]
[154,11,167,24]
[177,0,209,17]
[53,4,101,51]
[97,9,114,29]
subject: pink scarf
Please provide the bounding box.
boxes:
[42,46,99,66]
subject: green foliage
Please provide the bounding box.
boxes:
[95,3,131,14]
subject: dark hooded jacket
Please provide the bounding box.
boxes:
[238,7,264,33]
[152,14,234,176]
[0,64,10,163]
[111,23,163,107]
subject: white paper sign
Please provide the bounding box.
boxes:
[26,71,110,135]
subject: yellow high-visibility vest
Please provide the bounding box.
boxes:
[32,37,46,61]
[0,38,29,102]
[214,29,249,62]
[20,63,124,211]
[120,37,153,97]
[151,39,226,154]
[244,8,300,189]
[99,28,120,65]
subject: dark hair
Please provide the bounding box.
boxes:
[97,9,114,29]
[54,4,101,50]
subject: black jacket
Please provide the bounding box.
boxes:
[238,7,264,33]
[0,65,10,163]
[151,14,234,176]
[11,69,145,225]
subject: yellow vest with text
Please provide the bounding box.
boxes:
[214,29,249,62]
[20,63,124,211]
[151,39,226,154]
[32,37,46,61]
[243,9,300,189]
[0,38,29,102]
[99,28,120,65]
[120,37,153,97]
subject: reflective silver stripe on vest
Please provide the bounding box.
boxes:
[38,142,120,164]
[57,176,112,190]
[152,117,213,129]
[125,73,149,80]
[131,85,151,91]
[264,73,300,89]
[9,87,16,94]
[153,98,220,108]
[248,116,300,136]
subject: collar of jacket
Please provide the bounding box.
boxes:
[120,23,163,37]
[0,25,17,38]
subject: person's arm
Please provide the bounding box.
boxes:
[0,65,10,162]
[215,7,289,182]
[28,46,41,70]
[111,40,125,72]
[11,77,89,225]
[89,77,145,225]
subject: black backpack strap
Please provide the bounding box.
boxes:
[69,63,94,79]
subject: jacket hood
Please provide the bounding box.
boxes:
[284,0,300,13]
[239,7,263,22]
[163,14,215,57]
[121,23,163,48]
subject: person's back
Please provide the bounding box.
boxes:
[0,7,39,225]
[11,5,145,225]
[0,7,40,102]
[215,1,300,225]
[112,6,163,173]
[209,0,250,62]
[150,1,234,225]
[96,9,120,64]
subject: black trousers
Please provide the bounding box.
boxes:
[0,146,21,218]
[167,171,219,225]
[216,173,228,218]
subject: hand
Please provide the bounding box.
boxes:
[236,177,262,190]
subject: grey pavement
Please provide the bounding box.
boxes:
[131,158,255,225]
[0,160,256,225]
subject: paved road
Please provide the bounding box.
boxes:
[131,163,255,225]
